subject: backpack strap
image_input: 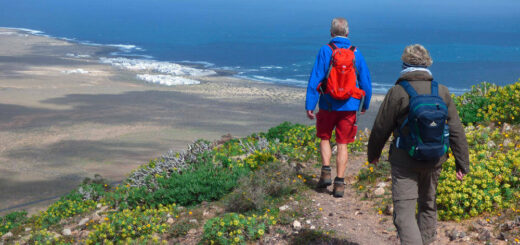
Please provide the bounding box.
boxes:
[399,80,418,97]
[431,80,439,96]
[328,41,338,51]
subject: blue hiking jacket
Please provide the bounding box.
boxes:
[305,37,372,111]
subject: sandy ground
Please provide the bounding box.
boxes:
[0,28,384,214]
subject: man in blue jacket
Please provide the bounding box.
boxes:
[306,17,372,197]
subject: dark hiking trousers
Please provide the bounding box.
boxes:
[391,164,442,245]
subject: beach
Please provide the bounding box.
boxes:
[0,28,384,214]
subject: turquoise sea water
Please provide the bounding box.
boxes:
[1,0,519,93]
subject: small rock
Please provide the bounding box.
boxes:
[310,225,316,230]
[497,232,507,241]
[188,229,197,235]
[203,210,210,216]
[384,205,393,215]
[79,230,90,239]
[92,213,101,222]
[328,213,333,217]
[354,211,363,215]
[448,228,463,241]
[62,228,72,236]
[24,227,32,232]
[189,219,198,224]
[502,123,512,133]
[292,220,302,230]
[376,182,387,188]
[279,205,289,211]
[478,229,491,241]
[499,222,514,231]
[166,213,172,218]
[487,141,496,148]
[374,187,385,196]
[78,218,90,226]
[306,220,311,224]
[96,203,102,208]
[2,232,13,239]
[167,218,175,224]
[332,145,337,155]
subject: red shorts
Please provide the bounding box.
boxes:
[316,110,357,144]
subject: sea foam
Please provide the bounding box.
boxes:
[100,57,216,86]
[100,57,216,77]
[136,74,200,86]
[62,69,89,74]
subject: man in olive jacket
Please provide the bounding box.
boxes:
[367,44,470,245]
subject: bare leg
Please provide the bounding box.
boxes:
[336,143,348,178]
[320,139,332,167]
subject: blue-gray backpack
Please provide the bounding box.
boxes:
[395,80,450,161]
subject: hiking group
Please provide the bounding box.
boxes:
[305,17,470,245]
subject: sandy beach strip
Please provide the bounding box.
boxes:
[0,28,384,214]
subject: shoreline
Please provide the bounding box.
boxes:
[0,27,383,214]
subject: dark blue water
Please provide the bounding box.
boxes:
[1,0,519,93]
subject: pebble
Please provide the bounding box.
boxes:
[167,218,175,224]
[478,229,491,241]
[306,220,311,224]
[62,229,72,236]
[79,230,90,239]
[78,218,90,226]
[374,187,385,196]
[279,205,289,211]
[310,225,316,230]
[376,182,387,188]
[189,219,198,224]
[2,232,13,239]
[292,220,302,230]
[24,227,31,232]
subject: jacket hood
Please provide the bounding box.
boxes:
[330,37,352,46]
[396,70,433,84]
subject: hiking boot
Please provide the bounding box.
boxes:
[317,167,332,188]
[333,179,345,197]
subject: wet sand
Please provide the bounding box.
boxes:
[0,28,383,214]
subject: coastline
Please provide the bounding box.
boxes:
[0,27,384,214]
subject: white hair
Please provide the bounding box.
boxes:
[330,18,349,37]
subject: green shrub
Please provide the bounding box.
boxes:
[123,162,250,208]
[226,161,299,213]
[202,213,275,245]
[454,80,520,125]
[436,125,520,221]
[0,211,28,236]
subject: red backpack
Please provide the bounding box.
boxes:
[317,42,366,100]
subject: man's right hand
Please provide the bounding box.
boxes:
[306,110,315,120]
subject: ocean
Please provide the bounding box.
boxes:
[1,0,519,94]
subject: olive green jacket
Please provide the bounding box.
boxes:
[367,70,470,174]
